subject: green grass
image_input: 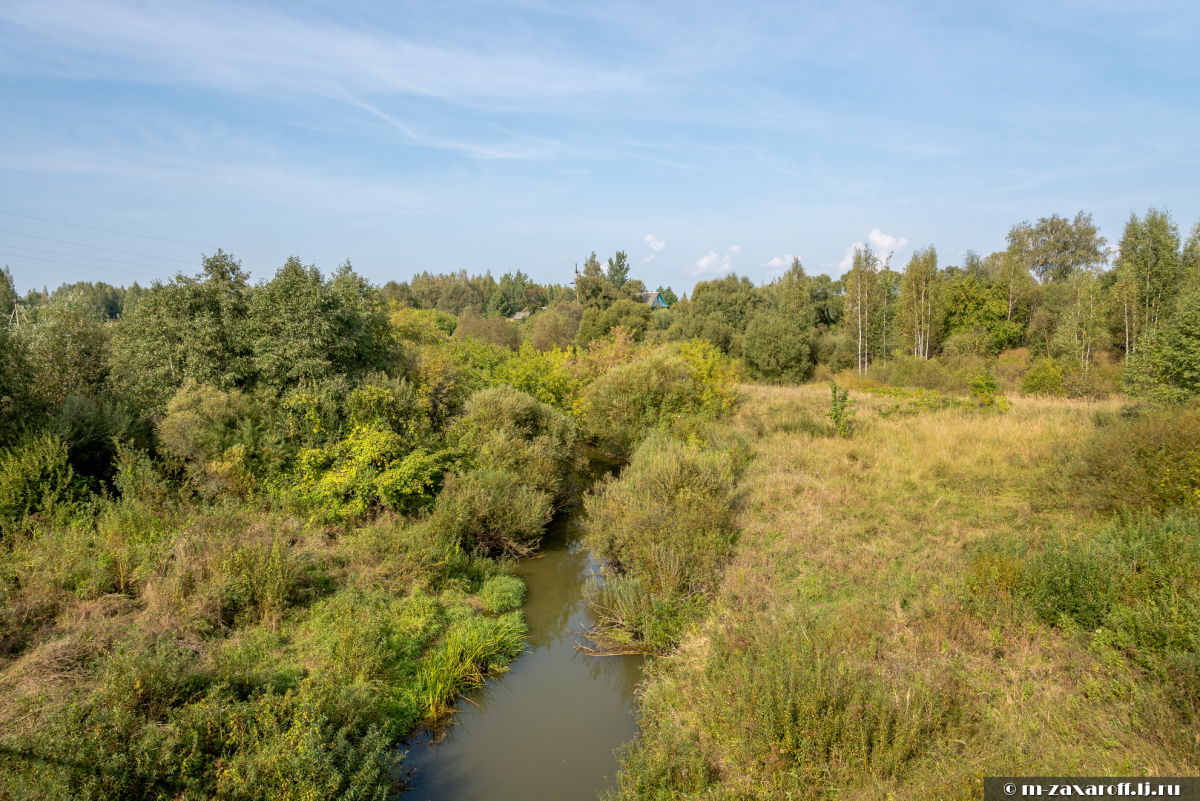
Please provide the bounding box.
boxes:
[606,384,1198,799]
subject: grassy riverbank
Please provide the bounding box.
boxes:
[610,384,1199,798]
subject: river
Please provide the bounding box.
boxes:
[400,508,646,800]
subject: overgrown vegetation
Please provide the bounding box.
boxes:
[0,253,737,798]
[606,386,1200,799]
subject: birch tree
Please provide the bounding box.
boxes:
[843,244,879,374]
[898,246,942,358]
[1113,208,1181,354]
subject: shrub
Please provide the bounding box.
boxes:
[583,432,740,650]
[0,432,80,536]
[742,312,812,383]
[580,345,736,460]
[446,385,585,503]
[1020,358,1066,396]
[159,381,284,497]
[430,468,553,556]
[1016,513,1200,718]
[292,427,446,522]
[454,309,522,351]
[576,299,652,347]
[1073,406,1200,514]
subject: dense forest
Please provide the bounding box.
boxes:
[0,206,1197,799]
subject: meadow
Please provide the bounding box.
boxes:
[607,384,1199,799]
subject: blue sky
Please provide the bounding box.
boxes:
[2,0,1198,295]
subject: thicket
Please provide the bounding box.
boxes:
[0,251,737,799]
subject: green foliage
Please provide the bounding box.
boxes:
[108,250,253,410]
[0,323,37,447]
[972,513,1200,722]
[247,258,391,389]
[454,309,522,350]
[496,342,582,412]
[608,618,963,799]
[1074,406,1200,514]
[580,343,737,460]
[407,612,526,719]
[293,427,446,522]
[826,381,855,437]
[1125,287,1200,402]
[159,381,283,497]
[447,385,585,503]
[389,306,456,344]
[583,432,741,650]
[606,251,631,288]
[742,312,812,383]
[0,432,79,536]
[576,299,652,347]
[21,291,111,408]
[1021,358,1067,396]
[428,468,552,556]
[477,575,526,613]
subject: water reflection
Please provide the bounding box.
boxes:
[401,509,645,801]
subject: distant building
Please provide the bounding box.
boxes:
[633,291,669,308]
[510,310,531,321]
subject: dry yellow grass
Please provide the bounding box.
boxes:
[618,384,1194,800]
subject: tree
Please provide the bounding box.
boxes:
[109,250,252,410]
[1052,266,1109,372]
[0,266,15,321]
[898,246,943,358]
[655,285,679,306]
[1008,212,1106,283]
[248,258,390,389]
[23,292,111,408]
[743,313,811,383]
[1113,208,1182,354]
[1125,285,1200,402]
[576,299,652,346]
[843,245,880,373]
[606,252,630,288]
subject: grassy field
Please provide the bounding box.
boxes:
[611,383,1198,799]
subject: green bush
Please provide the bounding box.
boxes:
[0,432,80,536]
[742,312,812,383]
[1020,358,1067,396]
[1073,406,1200,514]
[580,344,736,460]
[1017,513,1200,718]
[447,385,585,504]
[158,381,284,497]
[430,468,553,556]
[583,432,740,650]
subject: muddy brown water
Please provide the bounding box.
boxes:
[400,510,646,800]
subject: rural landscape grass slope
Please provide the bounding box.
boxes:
[610,385,1199,799]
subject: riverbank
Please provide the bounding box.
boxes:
[609,383,1199,798]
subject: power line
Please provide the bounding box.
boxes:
[0,210,395,270]
[0,251,172,279]
[0,243,188,272]
[0,228,199,266]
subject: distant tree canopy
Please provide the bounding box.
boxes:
[4,206,1200,419]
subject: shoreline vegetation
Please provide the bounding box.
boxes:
[0,207,1198,798]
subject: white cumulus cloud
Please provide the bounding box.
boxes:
[867,228,907,254]
[729,244,741,253]
[763,255,794,270]
[644,234,665,252]
[693,250,733,276]
[835,229,908,274]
